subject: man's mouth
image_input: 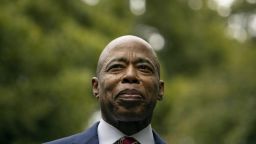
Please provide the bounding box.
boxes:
[117,89,143,101]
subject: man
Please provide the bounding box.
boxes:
[45,35,165,144]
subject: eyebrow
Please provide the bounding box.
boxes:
[108,57,127,63]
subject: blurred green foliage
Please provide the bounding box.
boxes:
[0,0,255,143]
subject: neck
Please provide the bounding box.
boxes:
[105,119,151,135]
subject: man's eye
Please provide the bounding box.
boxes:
[107,64,124,72]
[138,65,153,73]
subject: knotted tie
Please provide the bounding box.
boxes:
[114,136,140,144]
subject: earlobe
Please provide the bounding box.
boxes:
[157,80,164,101]
[92,77,99,99]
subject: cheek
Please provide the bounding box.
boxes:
[99,75,120,98]
[143,78,159,99]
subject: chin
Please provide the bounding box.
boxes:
[116,116,144,122]
[115,111,148,122]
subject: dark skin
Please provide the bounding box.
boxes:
[92,35,164,135]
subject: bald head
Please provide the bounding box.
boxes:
[96,35,160,77]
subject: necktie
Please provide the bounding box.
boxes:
[114,136,140,144]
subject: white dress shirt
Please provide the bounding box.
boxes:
[98,119,155,144]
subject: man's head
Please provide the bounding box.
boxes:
[92,35,164,126]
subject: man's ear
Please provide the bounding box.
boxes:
[157,80,164,101]
[92,77,99,99]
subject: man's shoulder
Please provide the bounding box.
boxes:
[44,122,99,144]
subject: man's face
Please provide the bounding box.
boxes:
[92,39,164,122]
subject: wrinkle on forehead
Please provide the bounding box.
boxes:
[96,35,160,77]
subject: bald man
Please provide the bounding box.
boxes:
[45,35,166,144]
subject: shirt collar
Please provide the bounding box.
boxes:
[98,119,154,144]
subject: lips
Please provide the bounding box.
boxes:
[117,89,143,101]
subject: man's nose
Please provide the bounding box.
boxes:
[121,65,139,84]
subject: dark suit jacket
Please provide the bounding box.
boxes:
[45,122,166,144]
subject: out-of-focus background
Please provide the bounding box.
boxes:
[0,0,256,143]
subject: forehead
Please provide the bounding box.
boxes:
[103,41,157,64]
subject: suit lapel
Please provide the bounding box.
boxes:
[153,130,166,144]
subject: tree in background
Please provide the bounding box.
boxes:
[142,0,256,144]
[0,0,255,143]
